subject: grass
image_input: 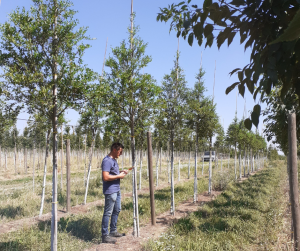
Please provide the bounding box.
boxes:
[144,160,286,251]
[0,159,239,250]
[0,154,222,224]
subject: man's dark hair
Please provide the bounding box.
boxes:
[111,142,124,152]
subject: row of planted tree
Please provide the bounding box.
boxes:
[0,0,268,249]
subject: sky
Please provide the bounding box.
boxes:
[0,0,267,142]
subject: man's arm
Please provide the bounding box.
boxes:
[102,171,126,182]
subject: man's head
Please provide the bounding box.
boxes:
[110,142,124,159]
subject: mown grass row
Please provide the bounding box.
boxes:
[144,161,285,251]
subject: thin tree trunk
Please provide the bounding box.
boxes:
[202,151,204,175]
[188,148,190,179]
[194,134,198,203]
[33,145,36,193]
[170,133,175,216]
[14,133,17,174]
[39,129,51,217]
[288,112,300,250]
[84,131,96,205]
[24,148,27,174]
[84,134,87,186]
[61,125,63,191]
[208,137,212,194]
[51,5,58,249]
[178,154,180,182]
[156,148,159,186]
[139,149,142,190]
[5,150,7,171]
[234,143,237,180]
[239,149,242,179]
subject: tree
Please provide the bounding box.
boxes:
[0,1,94,249]
[105,18,160,236]
[159,51,187,215]
[78,79,107,205]
[157,0,300,129]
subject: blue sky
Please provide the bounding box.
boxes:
[0,0,265,138]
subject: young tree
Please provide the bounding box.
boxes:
[105,18,160,236]
[159,51,187,215]
[78,79,107,205]
[0,1,94,249]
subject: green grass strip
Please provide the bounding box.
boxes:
[144,162,286,251]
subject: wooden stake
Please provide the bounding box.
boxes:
[288,112,300,249]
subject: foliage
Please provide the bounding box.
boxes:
[157,0,300,129]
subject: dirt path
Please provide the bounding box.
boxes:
[0,176,194,235]
[87,170,262,251]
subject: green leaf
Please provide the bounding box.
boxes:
[229,0,246,6]
[229,68,241,76]
[238,83,245,97]
[270,10,300,44]
[227,32,236,46]
[238,71,243,81]
[225,82,239,94]
[253,104,261,115]
[203,0,213,9]
[183,20,191,29]
[244,118,252,130]
[177,30,181,38]
[204,24,213,37]
[217,31,226,49]
[188,33,194,46]
[251,111,259,127]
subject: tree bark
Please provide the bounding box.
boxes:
[51,4,58,249]
[39,129,51,217]
[288,112,300,250]
[194,134,198,203]
[170,132,175,215]
[84,131,96,205]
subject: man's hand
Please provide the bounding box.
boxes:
[102,171,127,181]
[118,172,127,179]
[120,169,129,175]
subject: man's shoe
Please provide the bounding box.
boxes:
[102,235,117,244]
[109,231,126,238]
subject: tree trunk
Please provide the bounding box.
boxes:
[170,132,175,216]
[188,148,191,179]
[288,113,300,250]
[156,148,159,186]
[33,145,36,193]
[178,153,180,182]
[84,131,96,205]
[208,137,212,194]
[234,143,237,180]
[39,129,51,217]
[202,150,204,175]
[239,149,242,179]
[139,149,142,190]
[14,136,17,174]
[84,134,87,186]
[51,6,58,249]
[194,134,198,203]
[61,125,63,191]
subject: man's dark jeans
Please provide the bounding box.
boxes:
[101,191,121,236]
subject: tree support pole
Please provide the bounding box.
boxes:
[288,113,300,250]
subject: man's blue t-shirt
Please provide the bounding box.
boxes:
[102,155,120,195]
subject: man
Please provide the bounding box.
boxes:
[101,142,128,244]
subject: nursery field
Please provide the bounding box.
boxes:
[0,153,289,251]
